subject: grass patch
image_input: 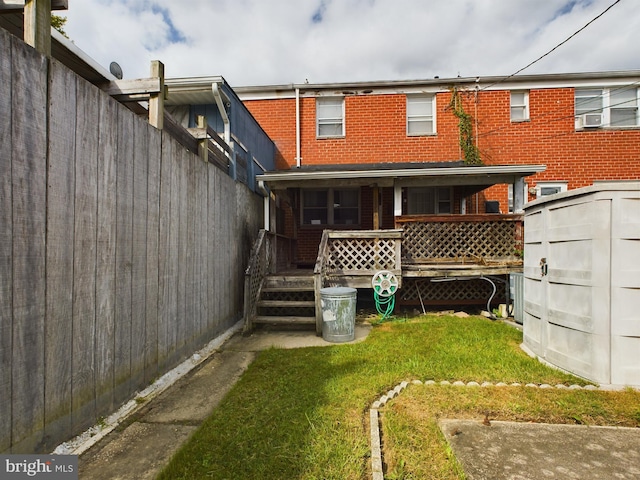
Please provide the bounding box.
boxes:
[158,315,639,479]
[383,386,640,479]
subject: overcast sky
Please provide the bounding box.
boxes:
[62,0,638,87]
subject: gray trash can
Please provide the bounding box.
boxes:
[320,287,357,343]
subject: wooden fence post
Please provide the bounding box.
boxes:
[196,115,208,162]
[149,60,164,129]
[24,0,51,55]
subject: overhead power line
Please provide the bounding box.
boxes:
[482,0,623,91]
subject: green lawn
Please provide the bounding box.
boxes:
[158,315,640,479]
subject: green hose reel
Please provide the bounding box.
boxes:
[371,270,399,319]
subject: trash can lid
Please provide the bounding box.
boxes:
[320,287,357,295]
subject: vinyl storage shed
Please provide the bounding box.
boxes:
[522,182,640,388]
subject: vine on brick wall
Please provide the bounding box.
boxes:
[448,87,482,165]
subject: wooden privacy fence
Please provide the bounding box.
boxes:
[0,28,262,453]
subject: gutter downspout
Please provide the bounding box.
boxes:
[212,82,230,144]
[295,87,301,168]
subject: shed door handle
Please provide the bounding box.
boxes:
[540,258,548,277]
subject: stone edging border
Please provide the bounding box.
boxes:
[368,380,600,480]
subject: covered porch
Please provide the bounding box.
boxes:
[245,162,544,333]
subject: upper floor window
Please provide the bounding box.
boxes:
[302,188,359,225]
[316,97,344,138]
[406,187,451,214]
[407,95,435,135]
[575,87,639,129]
[510,91,529,121]
[575,88,603,120]
[610,87,638,126]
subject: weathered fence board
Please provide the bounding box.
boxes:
[208,170,218,334]
[131,116,149,394]
[177,148,188,357]
[228,182,238,321]
[199,159,209,340]
[1,29,263,453]
[195,154,204,338]
[185,145,195,348]
[167,137,180,367]
[95,93,118,420]
[11,38,48,453]
[114,109,134,406]
[157,135,175,371]
[0,28,13,454]
[72,78,100,435]
[44,60,76,450]
[145,126,160,385]
[215,173,226,322]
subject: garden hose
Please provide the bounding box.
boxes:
[374,290,395,319]
[371,270,399,320]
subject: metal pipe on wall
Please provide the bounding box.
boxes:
[296,87,301,168]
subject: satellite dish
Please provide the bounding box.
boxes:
[109,62,123,80]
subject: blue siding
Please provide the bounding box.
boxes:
[191,104,225,133]
[188,82,275,191]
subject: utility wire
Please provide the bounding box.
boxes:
[481,0,623,91]
[477,80,640,138]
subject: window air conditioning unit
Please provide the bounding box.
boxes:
[582,113,603,128]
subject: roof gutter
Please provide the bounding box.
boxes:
[257,164,546,183]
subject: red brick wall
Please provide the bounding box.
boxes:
[245,87,640,189]
[246,86,640,249]
[243,98,297,170]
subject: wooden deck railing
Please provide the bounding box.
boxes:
[246,218,522,331]
[396,214,523,265]
[314,229,403,331]
[243,230,296,332]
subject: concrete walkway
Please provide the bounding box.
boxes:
[77,325,371,480]
[440,418,640,479]
[76,323,640,479]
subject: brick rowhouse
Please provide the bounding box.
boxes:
[239,73,640,263]
[244,83,640,210]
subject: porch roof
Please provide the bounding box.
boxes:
[256,162,546,190]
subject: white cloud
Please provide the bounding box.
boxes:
[62,0,640,87]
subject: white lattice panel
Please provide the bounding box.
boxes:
[328,238,397,271]
[402,221,519,261]
[399,278,506,305]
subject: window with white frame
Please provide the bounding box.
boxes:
[510,91,529,121]
[407,95,435,135]
[610,87,639,126]
[535,182,567,198]
[302,188,359,225]
[575,87,639,129]
[575,88,603,119]
[406,187,451,214]
[316,97,344,137]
